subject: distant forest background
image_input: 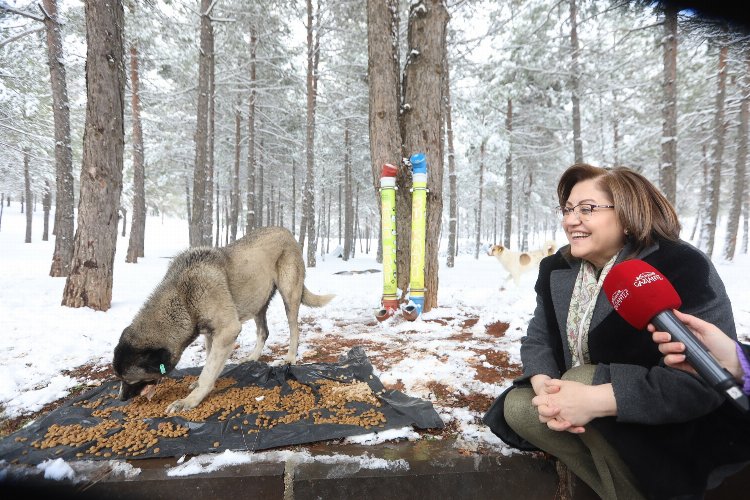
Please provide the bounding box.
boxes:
[1,0,749,311]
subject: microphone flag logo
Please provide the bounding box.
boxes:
[610,289,629,311]
[633,271,663,287]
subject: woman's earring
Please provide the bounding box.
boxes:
[624,229,629,236]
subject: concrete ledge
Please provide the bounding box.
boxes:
[2,439,749,499]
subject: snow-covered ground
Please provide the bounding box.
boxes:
[2,206,750,479]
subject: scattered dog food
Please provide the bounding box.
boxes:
[27,375,386,459]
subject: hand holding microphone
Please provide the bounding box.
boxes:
[648,310,745,384]
[602,260,749,412]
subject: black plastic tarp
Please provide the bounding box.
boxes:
[0,347,444,465]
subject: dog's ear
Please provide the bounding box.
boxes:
[112,335,133,377]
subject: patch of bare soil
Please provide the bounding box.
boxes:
[486,321,510,337]
[472,348,523,384]
[424,381,496,413]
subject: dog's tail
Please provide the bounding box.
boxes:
[302,287,335,307]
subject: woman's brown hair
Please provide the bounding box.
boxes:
[557,164,681,257]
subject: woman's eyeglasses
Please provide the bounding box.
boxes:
[555,204,615,220]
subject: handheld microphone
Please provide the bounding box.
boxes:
[602,259,749,412]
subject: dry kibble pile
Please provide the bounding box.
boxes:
[27,375,387,459]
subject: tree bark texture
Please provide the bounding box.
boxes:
[521,170,533,251]
[569,0,583,164]
[400,0,448,312]
[743,192,749,255]
[723,52,750,260]
[24,149,32,243]
[444,57,457,268]
[302,0,320,267]
[503,98,513,248]
[367,0,401,266]
[230,99,241,242]
[291,159,296,238]
[246,28,258,233]
[344,119,354,260]
[119,207,127,237]
[189,0,213,247]
[203,34,216,245]
[659,6,678,204]
[184,174,191,225]
[62,0,125,311]
[42,179,51,241]
[126,44,146,263]
[474,138,486,259]
[258,147,264,227]
[700,42,728,258]
[43,0,75,277]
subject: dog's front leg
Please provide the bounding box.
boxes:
[189,334,214,391]
[166,328,238,413]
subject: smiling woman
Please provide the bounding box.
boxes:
[484,164,747,499]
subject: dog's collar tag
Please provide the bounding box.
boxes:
[159,364,166,375]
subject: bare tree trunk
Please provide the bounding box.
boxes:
[203,35,215,246]
[126,44,146,263]
[353,183,360,258]
[723,52,750,260]
[503,98,513,248]
[62,0,125,311]
[230,99,241,242]
[258,147,264,227]
[343,120,354,261]
[246,28,258,233]
[493,195,498,243]
[43,0,75,276]
[215,181,220,247]
[190,0,214,247]
[0,193,4,232]
[569,0,583,164]
[445,58,457,268]
[699,41,728,257]
[612,91,620,166]
[291,159,296,238]
[326,189,332,253]
[367,0,401,266]
[660,5,678,203]
[474,138,487,259]
[521,171,533,251]
[224,193,229,245]
[42,180,51,241]
[24,149,32,243]
[318,192,325,257]
[185,173,191,225]
[743,193,749,254]
[694,145,708,242]
[400,0,448,313]
[119,207,127,237]
[302,0,321,267]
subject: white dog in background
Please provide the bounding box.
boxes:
[488,240,557,287]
